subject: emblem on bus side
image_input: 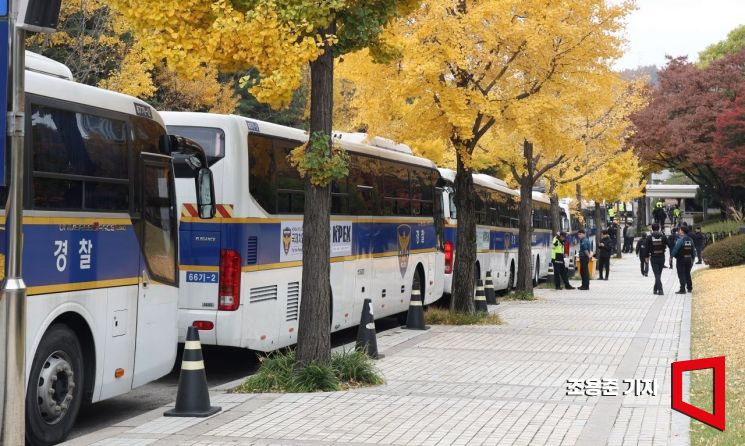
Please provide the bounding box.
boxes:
[504,233,511,250]
[397,225,411,278]
[282,227,292,255]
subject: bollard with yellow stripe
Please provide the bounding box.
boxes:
[475,280,488,313]
[404,277,428,330]
[485,271,498,305]
[164,326,221,417]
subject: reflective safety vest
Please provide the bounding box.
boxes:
[608,208,616,218]
[650,233,666,256]
[656,202,664,208]
[673,208,681,217]
[551,236,564,261]
[681,238,694,259]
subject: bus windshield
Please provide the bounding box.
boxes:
[167,126,225,174]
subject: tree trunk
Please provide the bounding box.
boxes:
[550,190,561,235]
[296,29,334,366]
[450,154,476,313]
[516,177,534,293]
[575,183,583,223]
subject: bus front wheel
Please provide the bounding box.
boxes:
[26,324,85,446]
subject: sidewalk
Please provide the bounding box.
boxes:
[65,255,697,446]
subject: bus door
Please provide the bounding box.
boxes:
[133,153,180,387]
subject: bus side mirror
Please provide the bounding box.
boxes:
[196,168,216,219]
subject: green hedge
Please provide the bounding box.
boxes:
[702,235,745,268]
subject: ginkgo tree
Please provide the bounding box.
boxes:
[338,0,633,307]
[105,0,418,365]
[544,76,647,234]
[29,0,238,112]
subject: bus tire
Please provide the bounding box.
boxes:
[26,324,85,446]
[507,262,515,293]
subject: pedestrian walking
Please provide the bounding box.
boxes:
[552,232,574,290]
[692,226,705,264]
[635,233,649,276]
[671,226,696,294]
[577,229,593,290]
[597,229,612,280]
[646,223,667,295]
[672,206,681,227]
[667,228,678,269]
[623,220,636,253]
[608,221,619,255]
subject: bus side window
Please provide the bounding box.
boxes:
[30,103,129,211]
[248,134,275,214]
[411,168,434,217]
[348,154,379,215]
[274,139,304,214]
[380,161,411,216]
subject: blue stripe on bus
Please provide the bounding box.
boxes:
[0,222,140,290]
[444,226,551,250]
[179,220,437,267]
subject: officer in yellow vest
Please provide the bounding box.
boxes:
[608,207,616,222]
[552,232,574,290]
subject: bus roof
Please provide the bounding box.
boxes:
[161,113,438,169]
[439,168,519,197]
[26,51,74,81]
[26,70,163,126]
[532,191,551,205]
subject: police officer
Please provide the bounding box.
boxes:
[667,227,678,269]
[552,232,574,290]
[646,223,667,295]
[672,206,681,226]
[671,226,696,294]
[636,232,649,276]
[597,229,612,280]
[577,229,592,290]
[692,226,705,264]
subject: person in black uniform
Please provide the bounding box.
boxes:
[671,226,696,294]
[597,230,612,280]
[667,227,678,269]
[646,223,668,295]
[692,226,705,264]
[635,233,649,276]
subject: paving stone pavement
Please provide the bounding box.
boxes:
[65,254,697,446]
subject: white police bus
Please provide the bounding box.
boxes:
[164,112,444,351]
[438,169,551,295]
[1,54,214,445]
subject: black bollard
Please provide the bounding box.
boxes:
[485,271,497,305]
[164,327,221,417]
[356,298,383,359]
[405,279,428,330]
[475,280,488,313]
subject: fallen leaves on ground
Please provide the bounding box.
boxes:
[690,264,745,446]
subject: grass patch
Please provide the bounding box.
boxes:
[690,264,745,445]
[503,290,537,301]
[236,349,384,393]
[700,220,743,234]
[424,307,502,325]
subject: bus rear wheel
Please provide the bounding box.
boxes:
[26,324,84,446]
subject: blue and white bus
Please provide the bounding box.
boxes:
[1,54,214,445]
[165,113,444,351]
[438,170,552,295]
